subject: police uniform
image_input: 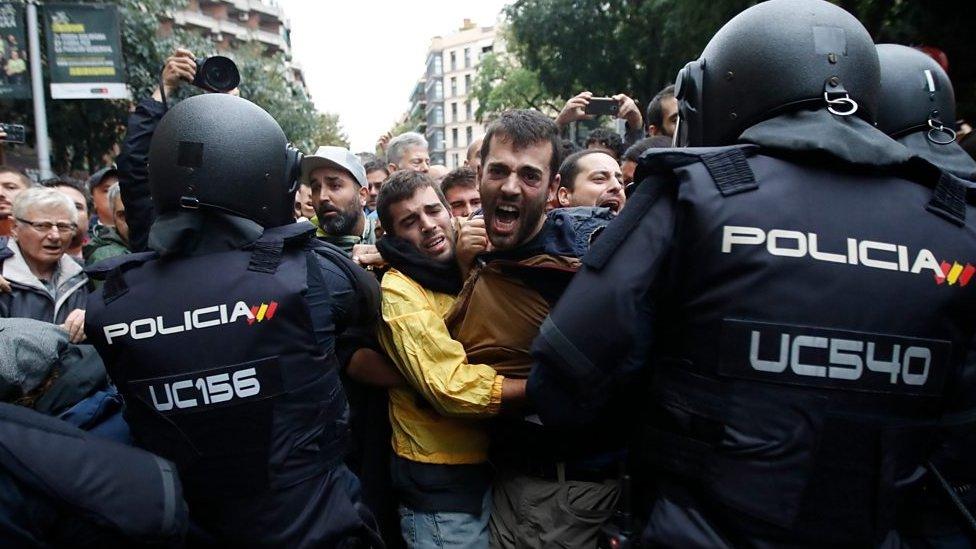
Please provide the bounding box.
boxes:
[527,1,976,545]
[876,43,976,545]
[86,93,381,547]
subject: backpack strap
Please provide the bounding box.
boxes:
[701,148,759,196]
[85,251,158,304]
[307,239,380,327]
[926,171,967,227]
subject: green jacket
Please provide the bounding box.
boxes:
[83,225,130,267]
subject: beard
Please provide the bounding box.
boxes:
[483,190,548,251]
[317,200,362,236]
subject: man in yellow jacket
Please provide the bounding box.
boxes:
[374,170,526,548]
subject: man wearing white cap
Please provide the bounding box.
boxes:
[301,146,377,255]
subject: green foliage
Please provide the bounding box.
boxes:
[234,43,347,152]
[502,0,976,118]
[312,112,350,150]
[471,50,560,122]
[0,0,347,173]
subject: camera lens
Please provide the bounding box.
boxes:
[199,56,240,93]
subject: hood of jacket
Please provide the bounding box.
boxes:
[895,130,976,182]
[739,108,915,169]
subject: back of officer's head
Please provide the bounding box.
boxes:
[149,94,300,228]
[674,0,879,147]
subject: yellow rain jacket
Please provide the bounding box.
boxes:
[378,268,504,465]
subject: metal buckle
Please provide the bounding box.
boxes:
[927,118,957,145]
[179,196,200,209]
[824,91,859,117]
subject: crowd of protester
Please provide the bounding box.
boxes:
[2,3,976,545]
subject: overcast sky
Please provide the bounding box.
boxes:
[277,0,512,152]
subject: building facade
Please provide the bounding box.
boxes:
[417,19,499,168]
[157,0,306,89]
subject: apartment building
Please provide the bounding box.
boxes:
[157,0,306,89]
[416,19,500,168]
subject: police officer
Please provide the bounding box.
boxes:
[528,0,976,546]
[876,43,976,545]
[876,44,976,182]
[85,93,382,546]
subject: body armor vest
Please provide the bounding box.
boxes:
[85,225,349,499]
[634,146,976,544]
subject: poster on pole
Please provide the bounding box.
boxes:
[44,3,129,99]
[0,3,31,100]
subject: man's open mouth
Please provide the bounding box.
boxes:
[493,204,520,234]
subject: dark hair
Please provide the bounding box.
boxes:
[558,149,609,190]
[363,158,390,177]
[584,128,624,159]
[645,84,676,130]
[0,166,31,188]
[41,175,91,214]
[480,109,560,180]
[440,167,477,196]
[377,170,448,237]
[560,138,580,159]
[622,136,672,163]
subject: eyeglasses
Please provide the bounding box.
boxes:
[15,217,78,234]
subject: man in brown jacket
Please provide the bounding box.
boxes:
[447,110,619,548]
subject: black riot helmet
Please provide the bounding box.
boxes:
[673,0,880,147]
[149,93,302,228]
[876,44,957,145]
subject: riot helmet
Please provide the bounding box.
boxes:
[876,44,957,145]
[673,0,880,147]
[149,93,302,228]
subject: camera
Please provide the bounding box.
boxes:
[192,56,241,93]
[0,123,25,144]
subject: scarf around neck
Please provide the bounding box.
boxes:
[377,235,463,295]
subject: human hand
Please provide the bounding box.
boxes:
[0,274,10,293]
[456,216,490,277]
[352,244,386,270]
[554,91,593,128]
[376,131,392,153]
[61,308,86,343]
[613,93,643,129]
[153,48,196,101]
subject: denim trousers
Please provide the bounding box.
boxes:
[398,488,491,549]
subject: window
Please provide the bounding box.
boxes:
[450,77,457,97]
[429,104,443,126]
[452,153,459,168]
[466,126,473,146]
[464,74,471,95]
[450,51,456,72]
[465,101,472,120]
[464,47,471,68]
[452,128,459,148]
[428,53,442,77]
[451,102,458,122]
[432,129,445,151]
[433,81,443,100]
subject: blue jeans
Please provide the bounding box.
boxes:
[398,489,490,549]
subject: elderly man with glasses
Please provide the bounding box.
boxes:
[0,186,88,342]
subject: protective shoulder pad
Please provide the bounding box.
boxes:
[634,144,759,197]
[307,239,380,324]
[0,403,187,542]
[85,251,158,280]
